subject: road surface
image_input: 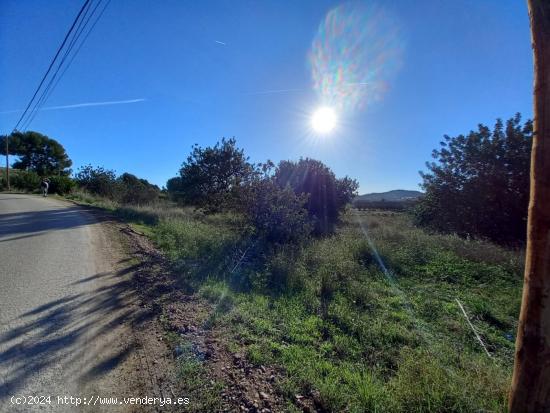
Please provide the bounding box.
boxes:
[0,194,148,412]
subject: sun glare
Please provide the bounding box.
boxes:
[311,106,337,134]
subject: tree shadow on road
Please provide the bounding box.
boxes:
[0,207,107,242]
[0,261,157,400]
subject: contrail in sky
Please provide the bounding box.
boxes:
[214,40,227,45]
[0,98,146,114]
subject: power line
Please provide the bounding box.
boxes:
[22,0,111,131]
[19,0,96,130]
[60,0,112,82]
[12,0,92,133]
[5,0,109,191]
[21,0,110,130]
[21,0,111,131]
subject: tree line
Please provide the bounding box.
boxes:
[1,114,533,245]
[0,132,359,244]
[0,131,160,203]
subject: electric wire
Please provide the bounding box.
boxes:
[21,0,110,131]
[12,0,92,132]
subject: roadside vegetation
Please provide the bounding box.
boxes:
[58,191,523,412]
[0,117,529,411]
[0,131,160,202]
[415,114,532,245]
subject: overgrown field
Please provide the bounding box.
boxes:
[69,192,524,412]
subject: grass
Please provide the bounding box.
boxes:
[65,192,523,412]
[162,208,522,412]
[164,331,224,412]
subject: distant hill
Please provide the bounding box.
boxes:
[355,189,423,203]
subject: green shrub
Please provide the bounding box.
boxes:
[117,172,160,204]
[11,170,41,191]
[274,158,358,235]
[263,245,306,291]
[74,166,160,204]
[74,164,120,198]
[48,175,75,194]
[168,138,258,211]
[239,179,312,245]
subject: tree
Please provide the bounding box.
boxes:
[74,166,160,204]
[415,115,532,244]
[48,175,75,195]
[166,176,184,200]
[0,131,72,176]
[274,158,359,235]
[117,172,160,204]
[509,1,550,411]
[168,138,258,211]
[74,164,119,198]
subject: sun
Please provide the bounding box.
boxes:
[311,106,337,134]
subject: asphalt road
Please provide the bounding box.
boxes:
[0,194,144,412]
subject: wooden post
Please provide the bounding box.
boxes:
[509,1,550,411]
[4,133,9,191]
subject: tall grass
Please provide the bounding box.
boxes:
[68,192,522,411]
[150,207,521,411]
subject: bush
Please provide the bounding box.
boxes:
[74,166,159,204]
[117,172,160,204]
[0,169,74,194]
[274,158,358,235]
[239,179,312,245]
[0,169,7,190]
[11,170,41,191]
[166,176,184,200]
[168,138,258,211]
[48,175,75,195]
[74,164,119,198]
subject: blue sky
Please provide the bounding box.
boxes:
[0,0,532,193]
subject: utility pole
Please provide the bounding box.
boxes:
[4,132,9,191]
[509,0,550,411]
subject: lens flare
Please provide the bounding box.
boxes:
[311,107,337,134]
[308,2,403,113]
